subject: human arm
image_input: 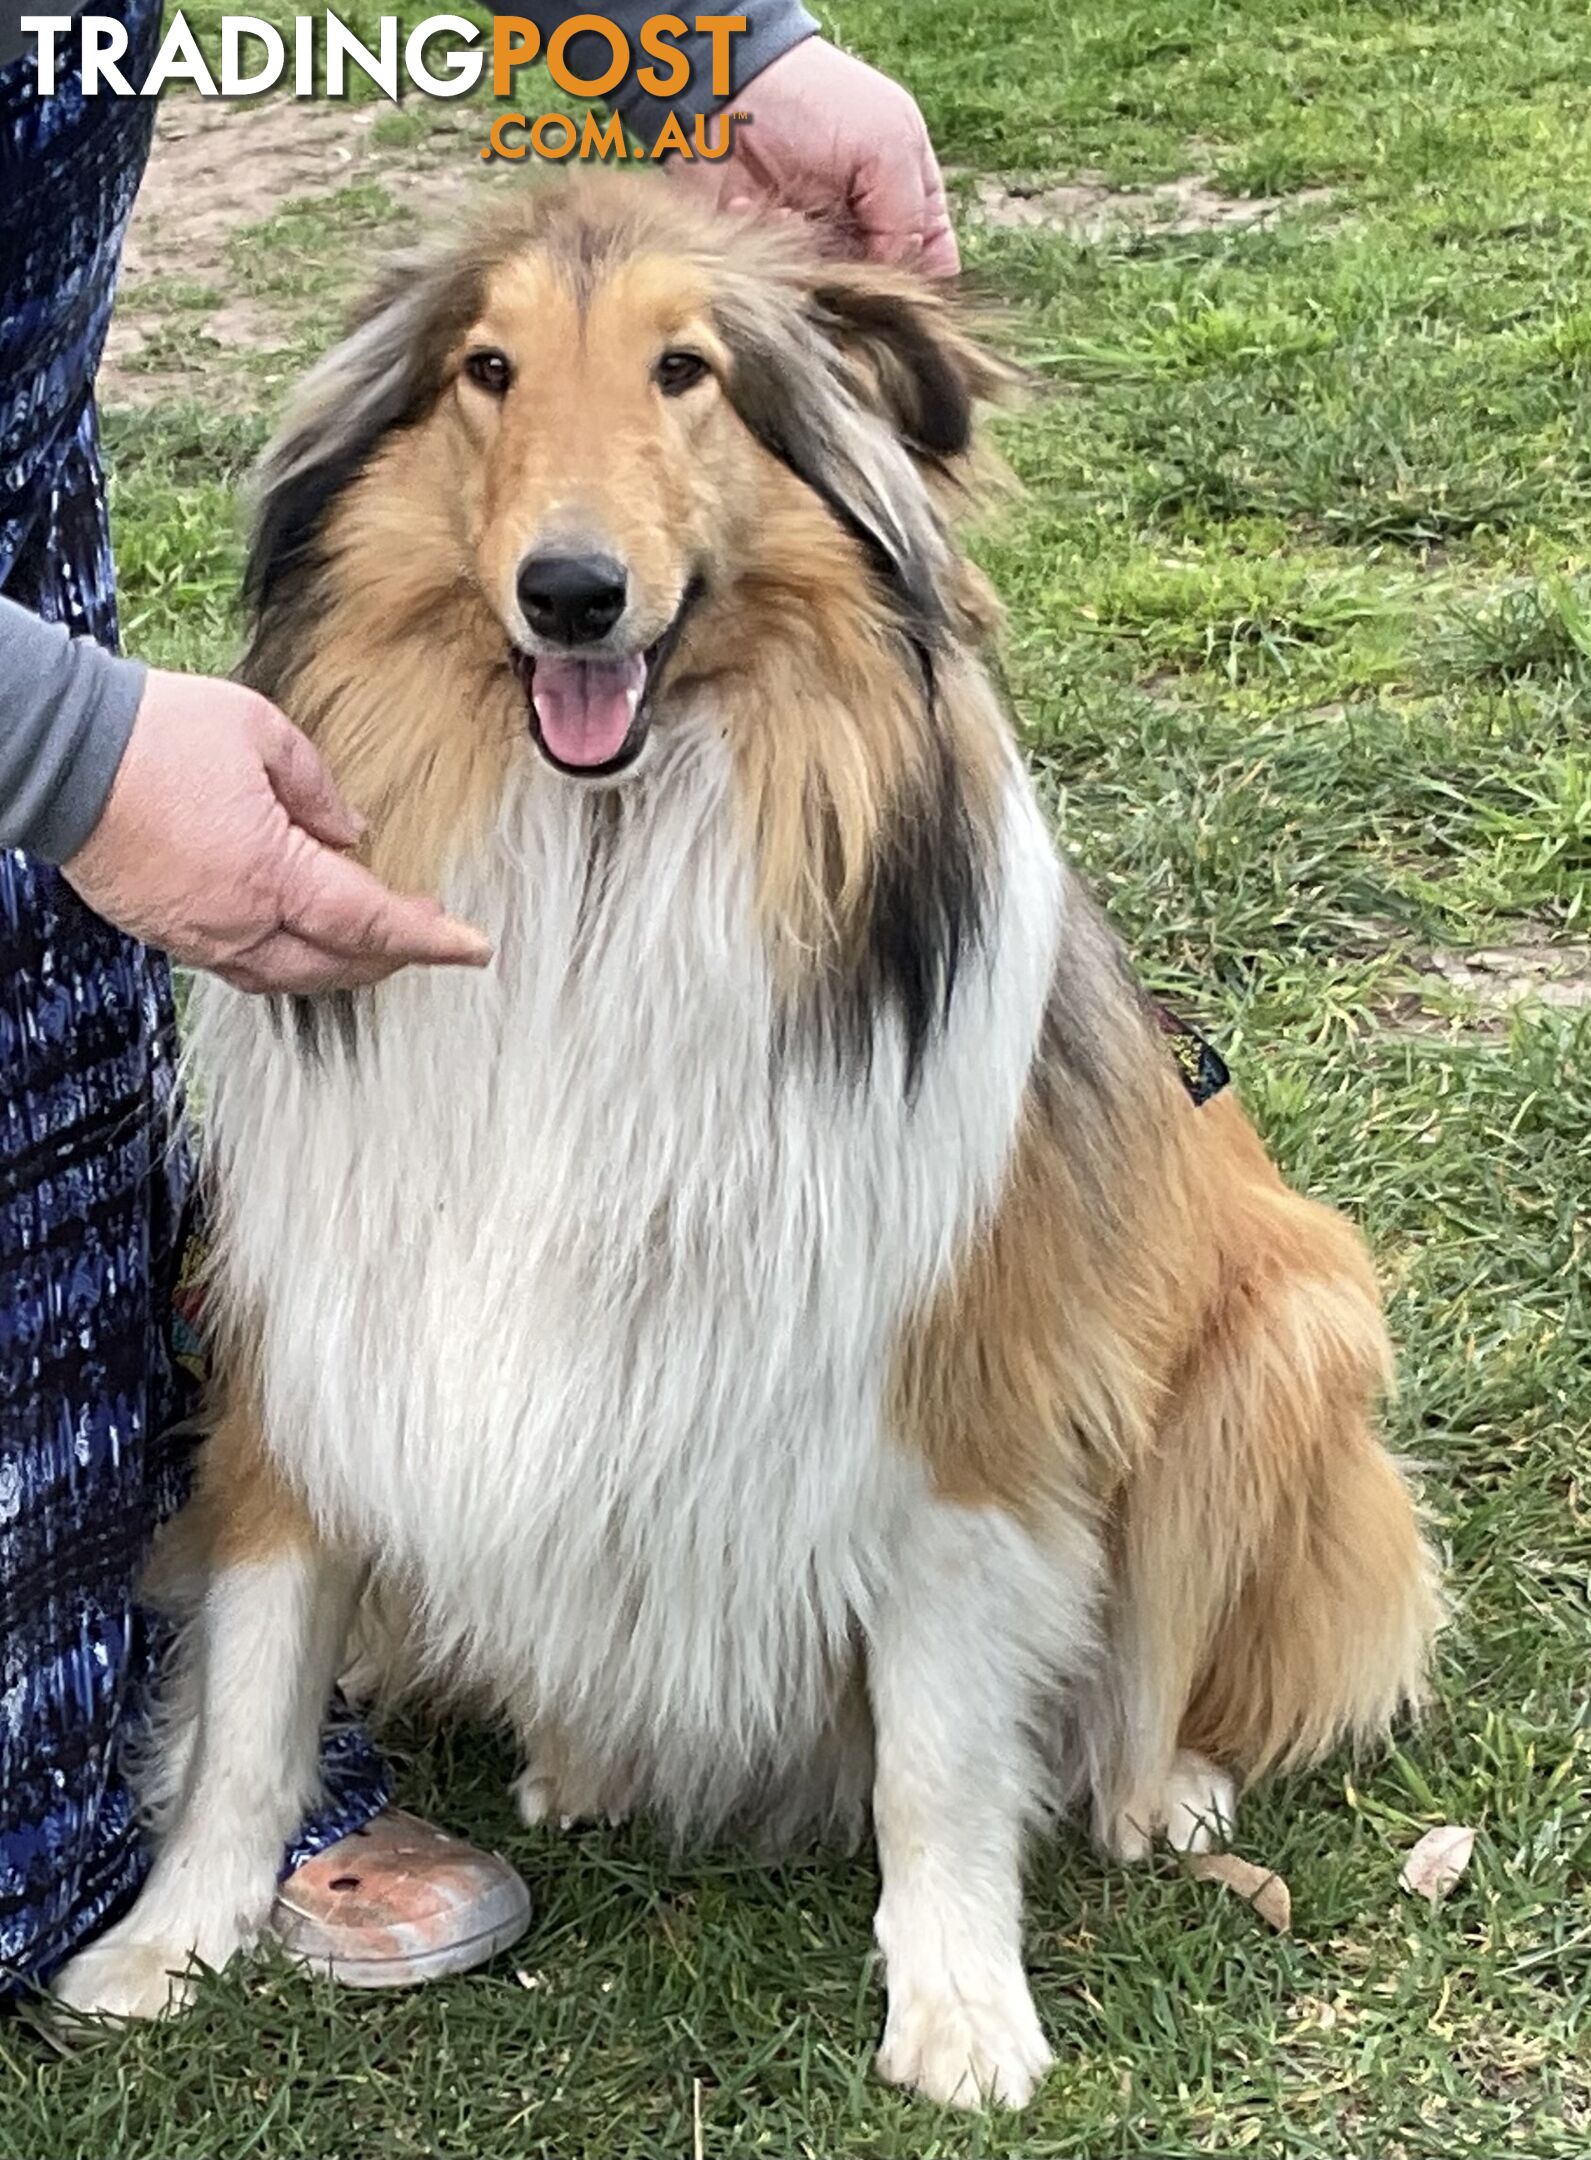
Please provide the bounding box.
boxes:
[0,593,145,861]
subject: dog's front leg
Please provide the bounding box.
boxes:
[867,1503,1059,2110]
[53,1477,360,2022]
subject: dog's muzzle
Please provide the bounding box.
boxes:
[513,578,704,779]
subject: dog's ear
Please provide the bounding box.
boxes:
[245,253,483,619]
[714,258,1012,640]
[714,272,967,639]
[808,265,1014,469]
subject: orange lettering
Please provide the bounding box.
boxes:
[487,111,528,158]
[694,14,746,96]
[490,17,538,96]
[652,109,691,157]
[547,13,627,97]
[581,109,628,158]
[637,13,688,97]
[531,110,580,158]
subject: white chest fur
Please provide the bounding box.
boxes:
[188,724,1062,1811]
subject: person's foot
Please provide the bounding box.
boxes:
[271,1809,530,1988]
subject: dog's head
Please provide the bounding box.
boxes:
[247,174,1009,786]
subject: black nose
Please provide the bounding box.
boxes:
[516,551,628,647]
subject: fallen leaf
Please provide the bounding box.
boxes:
[1398,1824,1475,1905]
[1185,1852,1292,1932]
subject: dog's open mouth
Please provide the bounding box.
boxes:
[513,582,702,779]
[522,649,650,773]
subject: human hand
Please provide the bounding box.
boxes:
[62,668,492,994]
[666,37,959,277]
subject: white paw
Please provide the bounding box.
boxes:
[877,1966,1053,2109]
[1106,1811,1154,1864]
[1162,1752,1236,1855]
[510,1766,558,1828]
[511,1763,631,1832]
[51,1890,263,2024]
[1103,1750,1238,1861]
[53,1932,206,2023]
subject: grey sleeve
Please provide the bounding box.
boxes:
[493,1,819,145]
[0,595,145,863]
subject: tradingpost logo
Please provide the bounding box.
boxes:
[19,11,748,163]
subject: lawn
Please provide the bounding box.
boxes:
[5,2,1591,2152]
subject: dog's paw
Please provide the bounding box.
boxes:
[509,1717,637,1833]
[1102,1750,1237,1862]
[510,1763,630,1832]
[877,1966,1053,2109]
[1162,1752,1236,1854]
[51,1892,263,2024]
[52,1932,205,2023]
[510,1765,559,1828]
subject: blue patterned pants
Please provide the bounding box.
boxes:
[0,6,388,1997]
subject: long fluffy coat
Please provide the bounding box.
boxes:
[54,178,1440,2110]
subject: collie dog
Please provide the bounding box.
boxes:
[57,177,1440,2105]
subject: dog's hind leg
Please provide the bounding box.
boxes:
[1084,1196,1441,1864]
[868,1499,1092,2110]
[53,1406,361,2021]
[1080,1542,1240,1863]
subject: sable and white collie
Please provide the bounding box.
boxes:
[57,176,1441,2106]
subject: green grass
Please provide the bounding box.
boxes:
[8,2,1591,2152]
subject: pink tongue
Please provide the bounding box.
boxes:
[531,653,647,768]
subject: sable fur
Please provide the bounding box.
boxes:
[54,175,1441,2110]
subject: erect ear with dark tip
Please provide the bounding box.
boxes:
[809,268,1014,464]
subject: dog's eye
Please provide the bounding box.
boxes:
[654,350,710,397]
[464,349,514,396]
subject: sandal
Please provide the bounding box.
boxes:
[271,1809,530,1989]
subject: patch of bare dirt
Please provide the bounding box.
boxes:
[119,94,491,279]
[1420,942,1591,1012]
[102,94,494,400]
[1384,931,1591,1035]
[121,98,371,284]
[971,172,1333,242]
[202,296,283,351]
